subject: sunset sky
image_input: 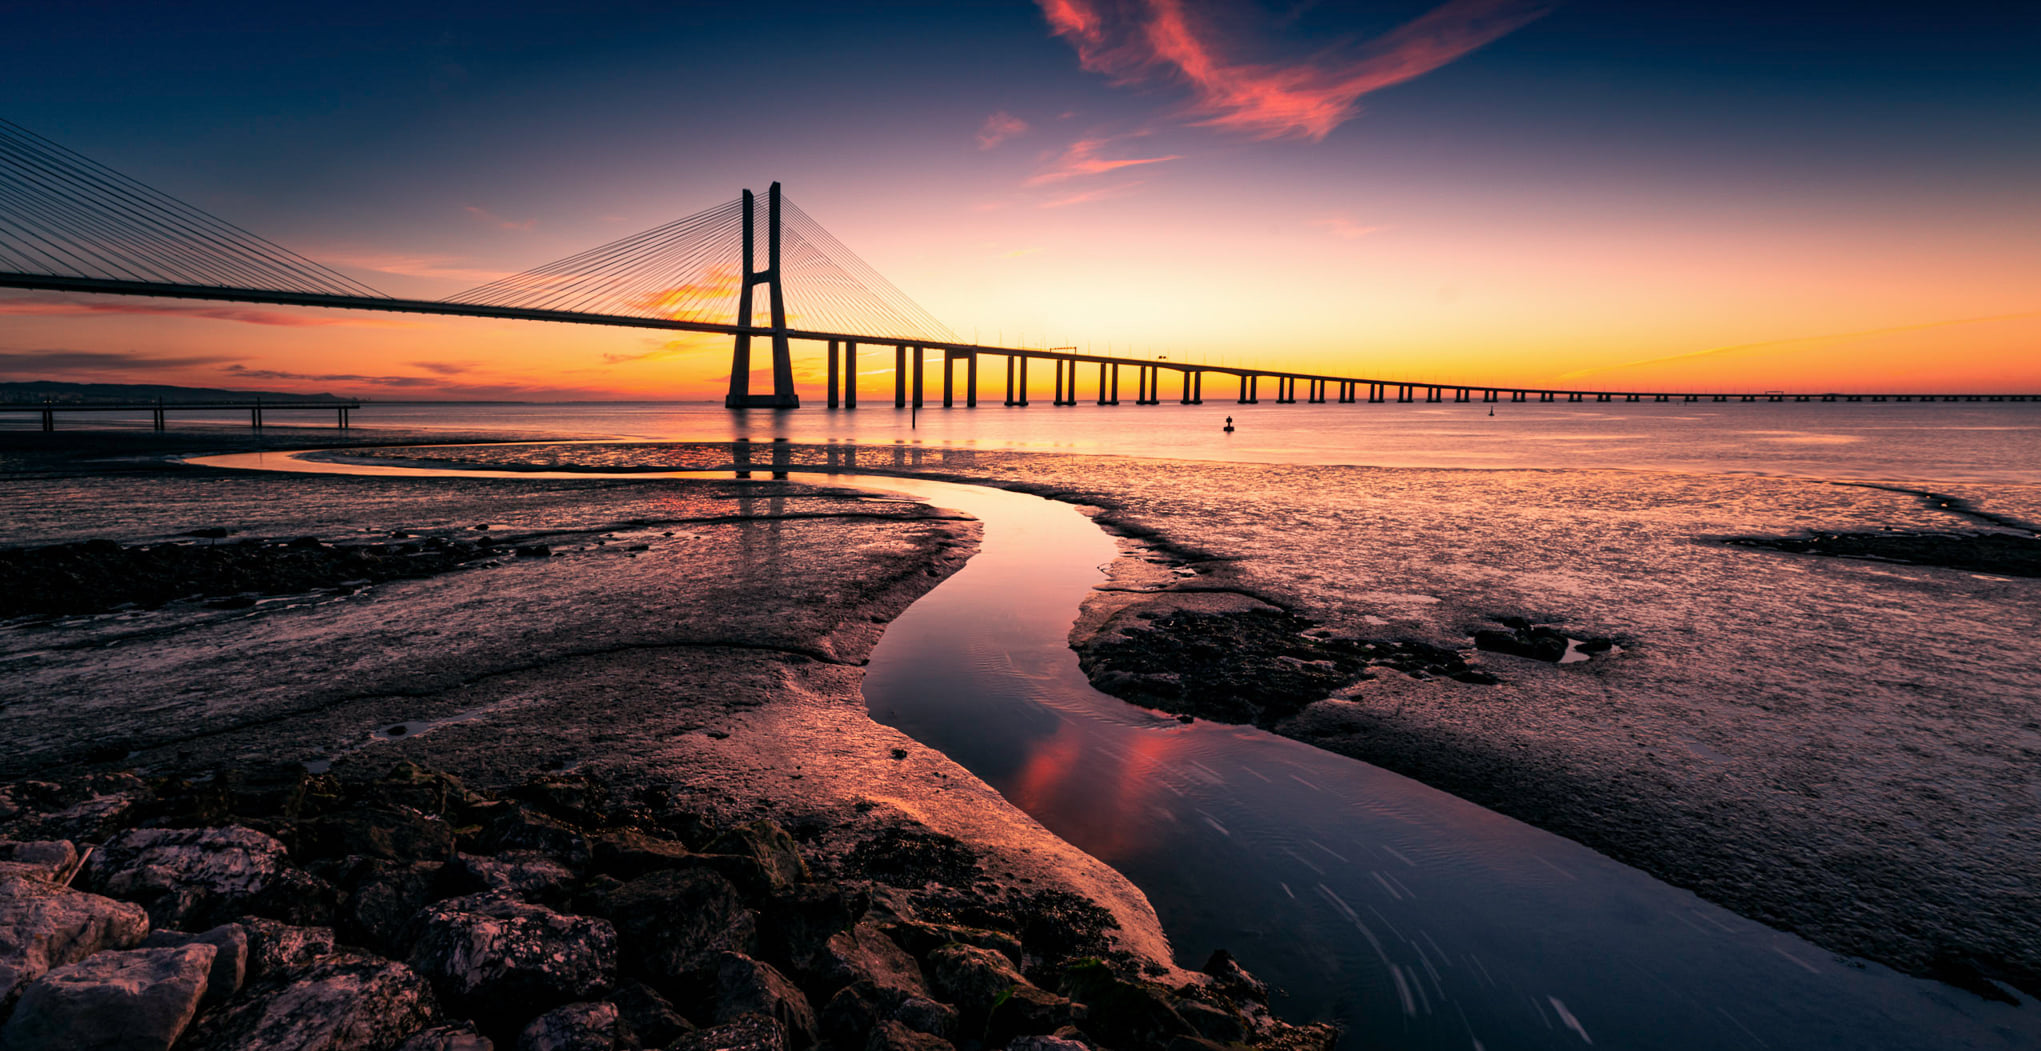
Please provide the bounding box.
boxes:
[3,0,2038,399]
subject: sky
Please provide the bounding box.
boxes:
[2,0,2038,399]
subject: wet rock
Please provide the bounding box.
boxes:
[611,980,694,1049]
[216,762,314,822]
[406,893,617,1029]
[878,920,1021,966]
[842,830,981,890]
[716,952,817,1048]
[516,1001,618,1051]
[1005,1036,1088,1051]
[598,868,755,988]
[335,859,447,956]
[510,776,609,829]
[238,915,336,979]
[300,808,456,863]
[0,841,77,883]
[476,809,591,872]
[354,763,477,819]
[0,874,150,1005]
[590,831,691,880]
[866,1019,955,1051]
[141,922,247,1005]
[1198,949,1265,1004]
[0,943,214,1051]
[704,821,810,894]
[397,1022,495,1051]
[758,883,866,977]
[451,852,578,907]
[82,825,289,929]
[1055,960,1193,1050]
[820,982,885,1048]
[808,923,925,1001]
[1171,999,1246,1043]
[926,943,1024,1015]
[890,996,958,1039]
[1471,627,1567,663]
[183,951,438,1051]
[671,1014,786,1051]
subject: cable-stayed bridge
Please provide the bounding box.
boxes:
[0,119,2028,410]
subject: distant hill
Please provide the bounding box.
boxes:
[0,381,348,405]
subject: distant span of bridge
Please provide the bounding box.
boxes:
[1,119,2030,416]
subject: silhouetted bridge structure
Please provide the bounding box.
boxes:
[1,119,2029,412]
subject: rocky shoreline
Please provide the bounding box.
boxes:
[0,761,1332,1051]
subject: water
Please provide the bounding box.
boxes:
[21,399,2041,483]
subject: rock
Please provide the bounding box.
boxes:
[300,808,456,862]
[703,822,809,893]
[335,858,447,956]
[1055,960,1193,1050]
[397,1022,495,1050]
[926,943,1023,1015]
[611,980,693,1049]
[216,763,314,822]
[183,951,438,1051]
[407,893,617,1031]
[141,922,247,1005]
[82,825,289,929]
[866,1019,954,1051]
[516,1001,619,1051]
[476,809,591,872]
[758,884,865,977]
[0,944,213,1051]
[810,924,925,1001]
[877,920,1022,966]
[354,763,476,819]
[590,831,691,880]
[1471,626,1567,662]
[984,986,1079,1047]
[0,874,149,1006]
[238,915,336,979]
[598,869,754,988]
[890,997,958,1039]
[1171,999,1246,1043]
[1005,1036,1088,1051]
[451,852,577,907]
[1198,949,1266,1004]
[820,982,885,1048]
[510,777,608,828]
[670,1014,786,1051]
[715,952,817,1048]
[0,841,77,883]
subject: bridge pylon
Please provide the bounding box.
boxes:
[726,182,799,409]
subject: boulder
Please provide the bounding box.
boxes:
[0,944,214,1051]
[215,762,314,822]
[866,1019,955,1051]
[877,920,1022,966]
[0,841,77,883]
[141,922,248,1005]
[183,951,438,1051]
[516,1001,618,1051]
[407,893,617,1030]
[238,915,336,979]
[891,997,959,1039]
[984,985,1079,1047]
[1055,961,1193,1050]
[670,1013,786,1051]
[450,852,577,907]
[758,884,865,977]
[589,831,691,880]
[82,825,289,929]
[702,822,809,894]
[397,1022,495,1051]
[299,809,456,863]
[810,924,925,1001]
[475,809,590,871]
[599,869,755,988]
[1006,1036,1089,1051]
[353,763,477,818]
[1171,999,1246,1043]
[0,874,150,1005]
[509,777,608,828]
[715,952,817,1048]
[1197,950,1265,1004]
[820,982,885,1048]
[926,943,1023,1015]
[610,980,694,1049]
[335,858,446,956]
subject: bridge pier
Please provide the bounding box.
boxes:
[1239,375,1259,404]
[827,340,839,408]
[845,342,858,407]
[966,351,976,407]
[895,345,907,408]
[912,346,925,408]
[943,351,955,408]
[1019,356,1030,405]
[1426,386,1441,403]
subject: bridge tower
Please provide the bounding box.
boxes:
[726,183,800,408]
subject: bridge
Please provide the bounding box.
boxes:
[0,118,2029,410]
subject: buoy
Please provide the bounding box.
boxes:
[1223,415,1235,433]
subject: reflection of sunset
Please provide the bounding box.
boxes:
[1008,719,1204,861]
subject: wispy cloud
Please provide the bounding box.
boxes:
[977,111,1031,150]
[0,349,239,373]
[1043,181,1148,208]
[319,252,511,285]
[464,204,536,231]
[1317,215,1385,239]
[0,293,411,328]
[1555,311,2041,381]
[1026,135,1181,185]
[1038,0,1547,141]
[1000,247,1043,258]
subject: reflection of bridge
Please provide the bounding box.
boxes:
[1,120,2030,408]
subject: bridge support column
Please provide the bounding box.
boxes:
[1005,356,1016,405]
[827,340,840,408]
[845,342,858,407]
[912,346,924,409]
[1020,356,1030,405]
[943,351,955,408]
[895,345,907,408]
[725,183,800,408]
[966,352,977,407]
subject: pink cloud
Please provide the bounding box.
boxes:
[1038,0,1547,141]
[1026,135,1182,185]
[977,111,1031,150]
[0,293,413,328]
[1317,215,1385,239]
